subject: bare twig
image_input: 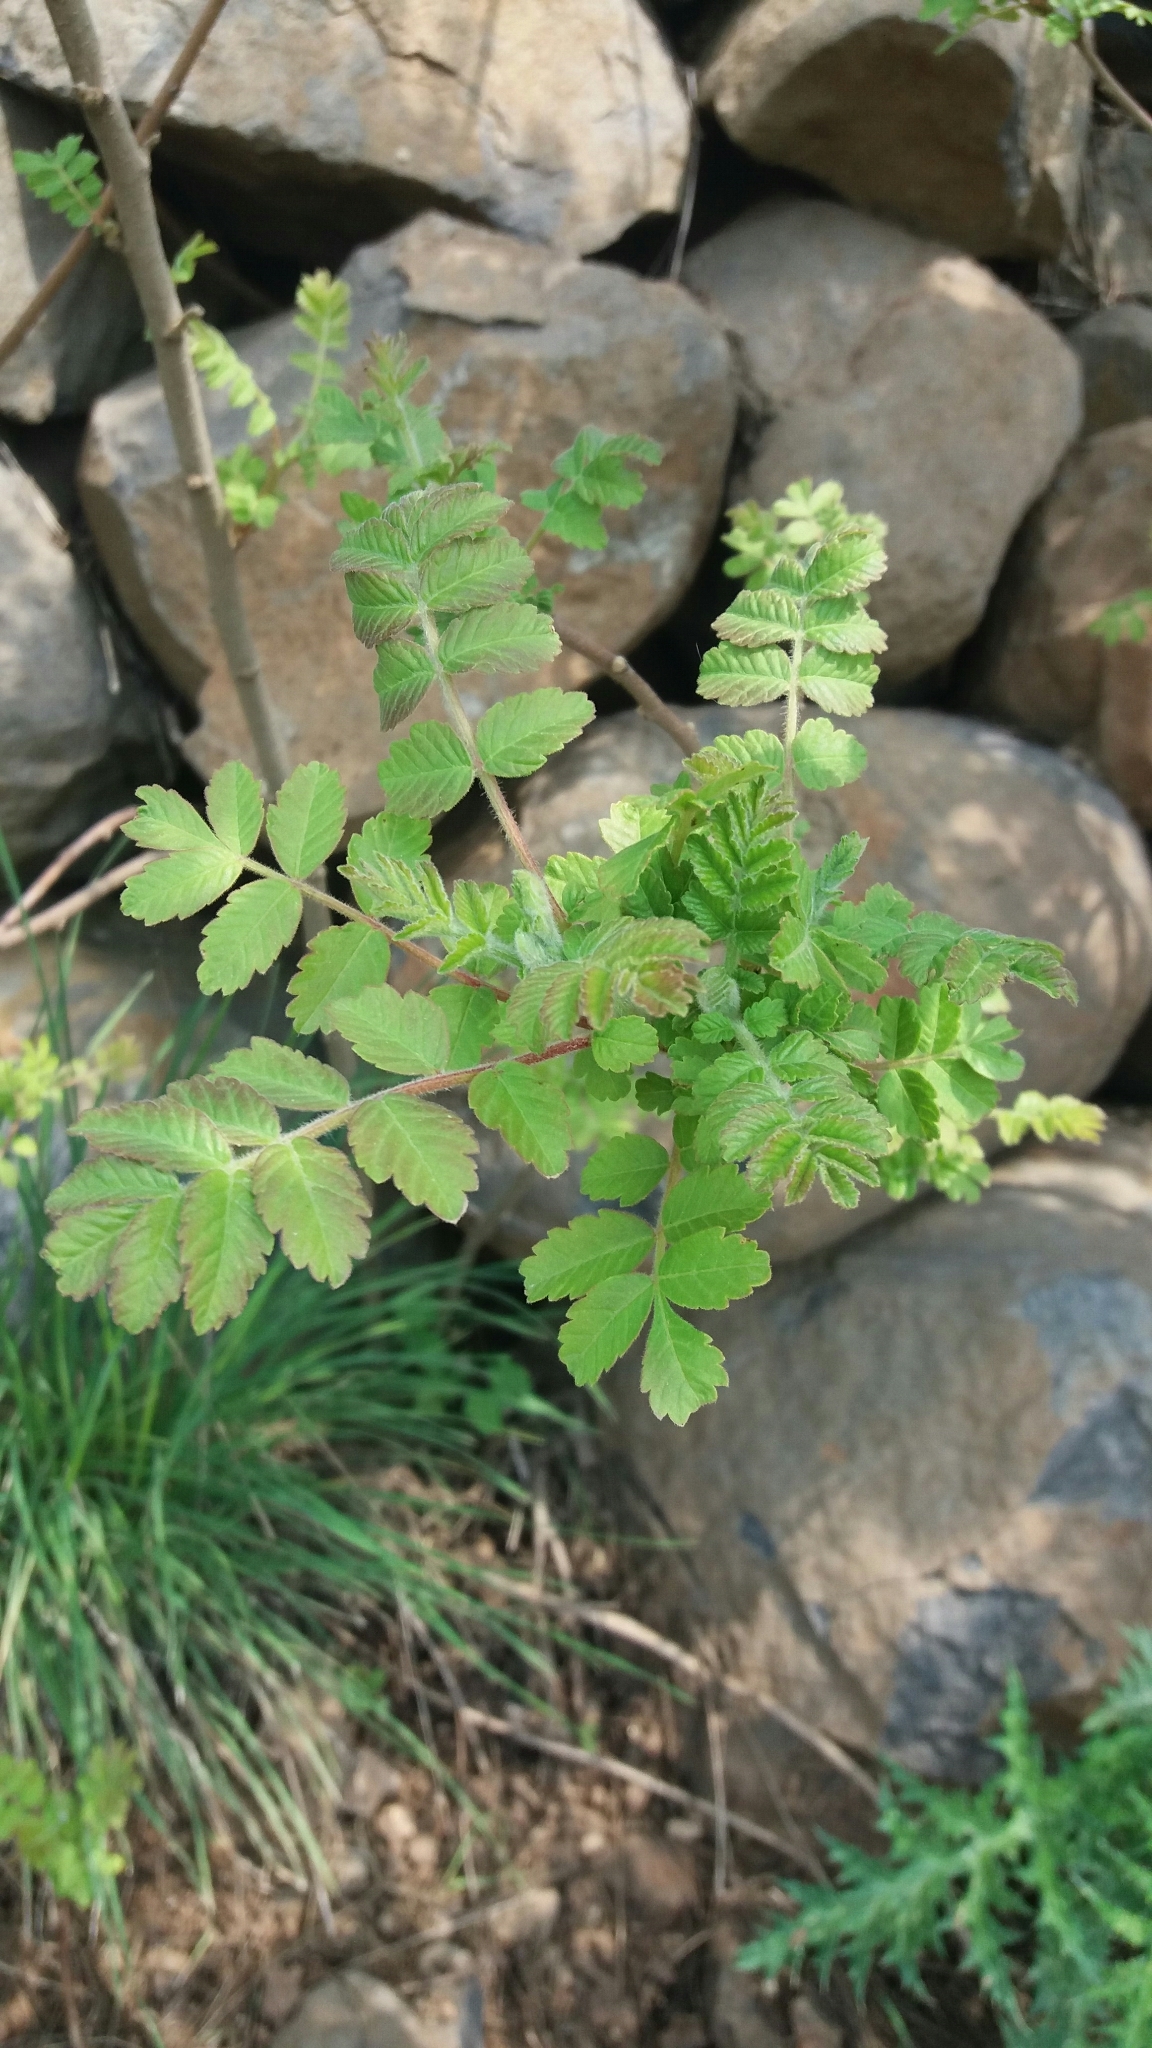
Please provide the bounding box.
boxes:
[0,855,157,948]
[0,0,232,373]
[43,0,289,796]
[0,806,137,931]
[1079,22,1152,138]
[557,619,698,754]
[667,66,700,284]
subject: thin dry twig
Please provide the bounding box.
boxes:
[667,66,700,284]
[557,619,698,755]
[0,807,137,932]
[0,0,232,373]
[705,1698,729,1899]
[0,856,157,949]
[1080,22,1152,138]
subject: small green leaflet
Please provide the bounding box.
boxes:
[212,1037,350,1112]
[345,569,419,646]
[266,760,347,877]
[179,1169,273,1334]
[437,602,561,677]
[792,719,868,791]
[661,1165,763,1243]
[469,1061,572,1178]
[286,925,392,1036]
[349,1095,478,1222]
[641,1296,728,1425]
[167,1076,281,1147]
[580,1135,668,1206]
[331,985,450,1076]
[251,1137,370,1286]
[557,1273,654,1386]
[45,1159,180,1217]
[121,846,241,924]
[521,429,662,550]
[13,133,104,227]
[994,1091,1106,1147]
[378,723,474,816]
[372,640,438,729]
[205,761,263,855]
[198,878,302,995]
[590,1016,660,1073]
[106,1193,184,1333]
[697,645,790,706]
[125,786,226,854]
[73,1099,231,1175]
[421,533,533,613]
[44,1203,144,1301]
[795,649,876,718]
[428,984,500,1067]
[475,689,594,778]
[521,1209,654,1303]
[656,1229,770,1310]
[803,530,887,596]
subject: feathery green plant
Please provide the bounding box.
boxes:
[0,1746,138,1909]
[740,1642,1152,2045]
[33,348,1102,1425]
[917,0,1152,43]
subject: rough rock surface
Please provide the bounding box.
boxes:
[0,83,143,422]
[684,199,1081,689]
[272,1970,449,2048]
[972,420,1152,827]
[1069,302,1152,434]
[701,0,1089,260]
[0,456,124,861]
[0,0,689,261]
[1084,127,1152,305]
[444,706,1152,1259]
[616,1114,1152,1776]
[79,212,735,828]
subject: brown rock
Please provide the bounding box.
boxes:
[1084,127,1152,305]
[80,212,735,828]
[0,0,689,262]
[972,420,1152,825]
[616,1113,1152,1773]
[1069,303,1152,434]
[271,1969,441,2048]
[621,1832,698,1922]
[340,1747,402,1820]
[701,0,1088,260]
[684,199,1081,689]
[483,1885,561,1949]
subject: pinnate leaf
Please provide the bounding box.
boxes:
[266,761,347,877]
[581,1135,669,1206]
[198,878,302,994]
[378,723,474,816]
[475,688,594,777]
[44,1204,142,1300]
[522,1208,654,1303]
[73,1099,231,1174]
[803,531,887,596]
[206,761,264,855]
[469,1060,571,1178]
[558,1273,654,1386]
[107,1192,184,1332]
[421,533,533,613]
[438,602,561,677]
[179,1169,272,1334]
[345,570,419,646]
[331,984,450,1076]
[251,1137,369,1286]
[641,1296,728,1425]
[212,1036,350,1112]
[286,925,392,1036]
[657,1229,770,1310]
[796,649,876,717]
[697,645,791,706]
[121,847,241,923]
[349,1095,478,1221]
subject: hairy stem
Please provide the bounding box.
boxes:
[269,1034,592,1147]
[1079,21,1152,137]
[0,0,232,374]
[43,0,290,797]
[239,857,508,994]
[781,625,806,822]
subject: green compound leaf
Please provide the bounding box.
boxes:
[641,1295,728,1425]
[179,1169,273,1335]
[661,1164,763,1243]
[657,1229,770,1311]
[266,760,347,877]
[377,722,474,816]
[371,639,439,729]
[251,1137,370,1287]
[45,1159,180,1218]
[349,1094,478,1222]
[120,846,242,924]
[212,1036,350,1112]
[591,1016,661,1073]
[125,785,230,854]
[438,602,562,677]
[475,688,594,778]
[73,1099,231,1175]
[345,570,419,647]
[43,1204,143,1301]
[428,984,501,1068]
[557,1273,655,1386]
[166,1076,282,1148]
[994,1091,1106,1147]
[107,1192,184,1333]
[13,134,104,227]
[469,1060,572,1179]
[581,1135,669,1206]
[521,1208,654,1304]
[792,718,868,791]
[198,878,302,995]
[697,644,791,706]
[286,924,393,1036]
[421,533,533,613]
[331,984,450,1077]
[205,761,264,856]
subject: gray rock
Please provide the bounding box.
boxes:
[684,199,1081,689]
[0,454,119,860]
[1084,126,1152,305]
[701,0,1089,260]
[0,83,144,422]
[1069,303,1152,434]
[272,1971,447,2048]
[80,211,735,830]
[971,419,1152,827]
[614,1114,1152,1773]
[0,0,689,261]
[443,706,1152,1262]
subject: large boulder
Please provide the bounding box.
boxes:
[971,420,1152,828]
[79,212,736,829]
[0,0,689,262]
[615,1114,1152,1777]
[1069,303,1152,435]
[683,199,1081,690]
[0,83,143,422]
[443,706,1152,1260]
[1084,128,1152,306]
[700,0,1089,261]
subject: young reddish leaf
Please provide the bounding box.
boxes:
[72,1100,231,1175]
